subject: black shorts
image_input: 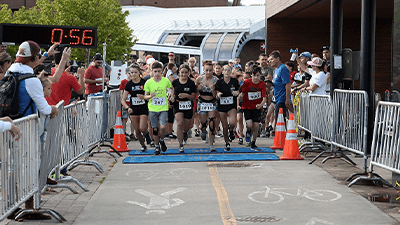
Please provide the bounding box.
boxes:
[243,109,262,122]
[173,106,193,119]
[274,102,288,123]
[217,104,237,113]
[130,106,148,116]
[168,107,175,123]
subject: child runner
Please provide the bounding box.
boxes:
[121,64,150,152]
[144,61,172,155]
[120,67,134,141]
[215,65,240,151]
[195,61,218,151]
[170,64,197,153]
[239,66,267,149]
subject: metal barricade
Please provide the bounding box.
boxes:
[53,100,91,192]
[107,89,122,139]
[330,90,368,169]
[0,114,39,221]
[307,94,333,164]
[347,101,400,189]
[14,101,66,222]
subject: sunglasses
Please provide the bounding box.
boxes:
[1,46,7,48]
[168,55,175,57]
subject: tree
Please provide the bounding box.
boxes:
[2,0,137,62]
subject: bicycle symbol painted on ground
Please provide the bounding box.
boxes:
[248,186,341,204]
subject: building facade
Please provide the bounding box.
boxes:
[2,0,228,10]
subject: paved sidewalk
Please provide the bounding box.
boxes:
[2,132,400,224]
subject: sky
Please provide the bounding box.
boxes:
[228,0,265,5]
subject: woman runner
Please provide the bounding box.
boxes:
[169,64,197,153]
[195,61,218,151]
[215,65,240,151]
[121,64,150,152]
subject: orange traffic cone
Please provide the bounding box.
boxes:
[280,113,303,160]
[110,111,129,152]
[270,108,286,149]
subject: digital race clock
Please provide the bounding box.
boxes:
[0,23,98,49]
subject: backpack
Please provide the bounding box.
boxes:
[0,72,36,119]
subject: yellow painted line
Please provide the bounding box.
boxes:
[208,163,237,225]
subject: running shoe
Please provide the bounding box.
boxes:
[150,141,156,147]
[200,129,207,140]
[140,145,147,152]
[169,133,177,139]
[125,133,131,141]
[265,129,270,138]
[179,146,185,153]
[164,133,170,139]
[250,141,258,149]
[216,130,223,138]
[160,140,167,152]
[154,146,161,155]
[238,137,243,145]
[195,129,200,137]
[245,132,251,143]
[260,130,267,138]
[225,143,231,151]
[129,133,137,141]
[209,145,216,152]
[229,130,235,141]
[144,132,152,145]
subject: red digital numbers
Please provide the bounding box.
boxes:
[82,30,93,46]
[70,29,80,45]
[51,28,94,46]
[51,28,64,44]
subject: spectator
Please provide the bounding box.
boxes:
[268,50,292,131]
[245,60,255,73]
[228,59,234,69]
[46,48,85,106]
[163,52,179,70]
[0,52,12,80]
[285,61,296,83]
[233,57,242,69]
[7,41,58,118]
[301,57,328,95]
[188,57,199,77]
[0,117,21,141]
[259,53,273,81]
[294,51,313,90]
[84,53,107,96]
[321,46,331,65]
[0,44,7,53]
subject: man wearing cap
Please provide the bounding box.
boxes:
[7,41,59,118]
[321,46,331,65]
[128,53,138,66]
[293,50,313,91]
[84,53,107,96]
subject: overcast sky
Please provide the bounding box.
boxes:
[228,0,265,5]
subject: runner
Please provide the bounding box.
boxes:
[236,71,250,144]
[121,64,150,152]
[170,64,197,153]
[195,61,218,152]
[215,65,240,151]
[239,66,267,148]
[143,61,172,155]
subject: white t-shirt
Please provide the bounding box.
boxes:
[309,71,327,95]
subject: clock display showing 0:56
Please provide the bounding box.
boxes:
[0,23,98,49]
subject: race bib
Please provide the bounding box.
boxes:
[248,91,261,100]
[152,97,165,106]
[131,97,145,106]
[220,96,233,105]
[179,101,192,110]
[200,102,213,112]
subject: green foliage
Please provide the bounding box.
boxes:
[1,0,137,62]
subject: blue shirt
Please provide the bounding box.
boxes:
[273,63,291,104]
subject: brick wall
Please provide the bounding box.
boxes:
[239,40,265,67]
[3,0,228,9]
[266,18,392,96]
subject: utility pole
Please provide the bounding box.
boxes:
[232,0,241,6]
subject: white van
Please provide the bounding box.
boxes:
[109,60,128,88]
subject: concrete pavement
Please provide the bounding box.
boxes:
[3,132,400,224]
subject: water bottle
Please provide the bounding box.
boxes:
[290,49,297,61]
[385,90,390,101]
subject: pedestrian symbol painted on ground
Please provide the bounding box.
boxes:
[127,188,186,214]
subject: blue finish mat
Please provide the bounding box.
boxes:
[123,153,279,164]
[129,147,274,155]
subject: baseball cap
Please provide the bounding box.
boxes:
[145,55,153,61]
[228,59,234,63]
[307,57,323,67]
[320,46,330,51]
[299,52,312,59]
[93,53,103,61]
[146,58,155,65]
[16,41,40,57]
